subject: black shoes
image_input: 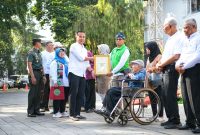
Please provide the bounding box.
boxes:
[28,111,44,117]
[164,123,181,129]
[69,115,86,121]
[45,108,50,111]
[161,120,172,126]
[85,109,94,113]
[161,119,181,129]
[34,112,45,116]
[178,124,196,130]
[69,116,79,121]
[76,115,86,119]
[94,109,105,115]
[94,109,110,117]
[27,114,36,117]
[192,127,200,134]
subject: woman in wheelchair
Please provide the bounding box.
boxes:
[95,59,146,118]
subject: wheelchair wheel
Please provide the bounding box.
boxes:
[117,114,128,126]
[104,116,115,124]
[130,88,161,125]
[131,98,143,117]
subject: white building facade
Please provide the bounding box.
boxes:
[145,0,200,43]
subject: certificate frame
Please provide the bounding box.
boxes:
[94,55,111,75]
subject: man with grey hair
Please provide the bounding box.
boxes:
[40,41,55,112]
[156,16,183,129]
[176,18,200,133]
[95,59,146,118]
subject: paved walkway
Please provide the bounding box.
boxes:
[0,89,194,135]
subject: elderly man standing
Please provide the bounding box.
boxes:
[27,39,46,117]
[156,16,183,129]
[176,18,200,133]
[68,31,93,121]
[40,41,55,112]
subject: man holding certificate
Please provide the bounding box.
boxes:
[107,32,130,87]
[68,31,93,121]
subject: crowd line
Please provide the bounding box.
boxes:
[26,16,200,134]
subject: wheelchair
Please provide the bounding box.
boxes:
[102,77,161,126]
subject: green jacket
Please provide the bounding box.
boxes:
[110,44,130,73]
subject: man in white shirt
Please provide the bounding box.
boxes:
[40,41,55,112]
[175,18,200,133]
[68,31,93,121]
[156,16,182,129]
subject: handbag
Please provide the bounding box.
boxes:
[49,86,65,100]
[148,72,162,89]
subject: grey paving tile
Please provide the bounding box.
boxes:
[0,91,195,135]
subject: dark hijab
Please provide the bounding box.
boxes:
[145,41,161,63]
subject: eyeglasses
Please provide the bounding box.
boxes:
[116,38,123,41]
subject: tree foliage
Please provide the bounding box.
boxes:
[74,0,144,59]
[32,0,98,43]
[0,0,144,77]
[0,0,37,76]
[32,0,144,60]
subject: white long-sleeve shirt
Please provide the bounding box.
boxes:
[50,60,69,87]
[176,32,200,69]
[111,49,130,74]
[41,50,55,74]
[68,42,89,77]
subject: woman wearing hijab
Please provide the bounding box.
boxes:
[50,48,69,118]
[85,50,96,113]
[96,44,111,102]
[145,41,164,122]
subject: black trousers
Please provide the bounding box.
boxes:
[53,87,69,114]
[27,71,43,114]
[40,74,50,109]
[103,87,121,113]
[85,79,96,111]
[162,65,180,122]
[149,85,164,117]
[68,72,86,117]
[181,64,200,126]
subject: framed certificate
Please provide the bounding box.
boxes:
[94,55,111,75]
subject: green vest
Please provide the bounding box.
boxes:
[111,44,130,73]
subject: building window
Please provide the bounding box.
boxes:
[191,0,200,12]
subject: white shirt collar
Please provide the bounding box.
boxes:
[188,32,198,40]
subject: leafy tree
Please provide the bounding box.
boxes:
[32,0,98,43]
[0,0,38,77]
[75,0,144,60]
[32,0,144,60]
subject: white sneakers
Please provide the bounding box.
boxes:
[53,112,62,118]
[157,117,165,122]
[61,112,69,117]
[53,112,69,118]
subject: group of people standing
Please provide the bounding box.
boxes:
[146,16,200,134]
[26,31,131,121]
[26,16,200,134]
[27,31,94,121]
